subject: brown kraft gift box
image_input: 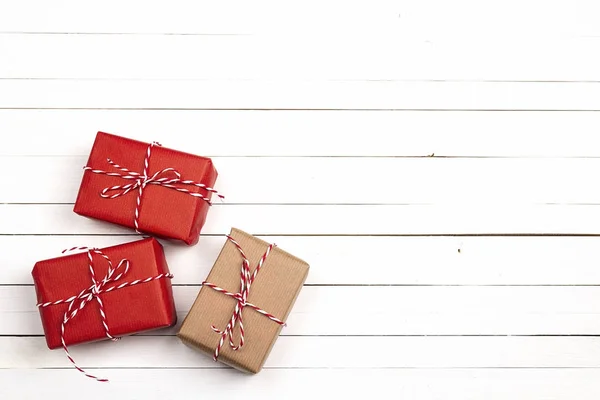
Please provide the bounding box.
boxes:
[178,228,309,373]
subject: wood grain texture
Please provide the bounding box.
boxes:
[6,336,600,369]
[1,0,598,39]
[2,80,600,110]
[6,285,600,336]
[4,34,600,81]
[3,0,600,397]
[2,110,600,158]
[3,203,600,235]
[3,369,600,400]
[5,235,600,285]
[4,156,600,205]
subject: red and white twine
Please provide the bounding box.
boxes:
[37,247,174,382]
[84,141,224,234]
[202,236,286,361]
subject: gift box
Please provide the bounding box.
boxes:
[32,237,176,350]
[74,132,220,245]
[178,228,309,373]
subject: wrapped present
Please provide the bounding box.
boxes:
[178,228,309,373]
[74,132,222,245]
[32,237,176,381]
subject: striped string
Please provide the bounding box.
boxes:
[202,236,286,361]
[37,247,174,382]
[84,141,224,234]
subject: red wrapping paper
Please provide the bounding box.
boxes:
[74,132,218,245]
[32,238,176,349]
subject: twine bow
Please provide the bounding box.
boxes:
[84,141,224,234]
[202,236,286,361]
[36,247,174,382]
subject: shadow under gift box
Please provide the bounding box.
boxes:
[32,238,177,349]
[74,131,218,245]
[178,228,309,373]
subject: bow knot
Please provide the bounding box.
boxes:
[84,141,224,234]
[37,246,173,382]
[97,162,182,199]
[202,236,286,361]
[231,293,247,305]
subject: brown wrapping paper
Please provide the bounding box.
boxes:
[178,228,309,373]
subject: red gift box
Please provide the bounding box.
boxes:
[32,237,176,350]
[74,132,220,245]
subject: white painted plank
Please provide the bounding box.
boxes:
[6,336,600,368]
[2,203,600,235]
[2,110,600,158]
[3,369,600,400]
[0,0,596,39]
[0,0,255,35]
[5,236,600,286]
[4,34,600,81]
[5,156,600,205]
[1,80,599,110]
[7,285,600,336]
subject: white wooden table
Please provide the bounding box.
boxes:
[3,1,600,398]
